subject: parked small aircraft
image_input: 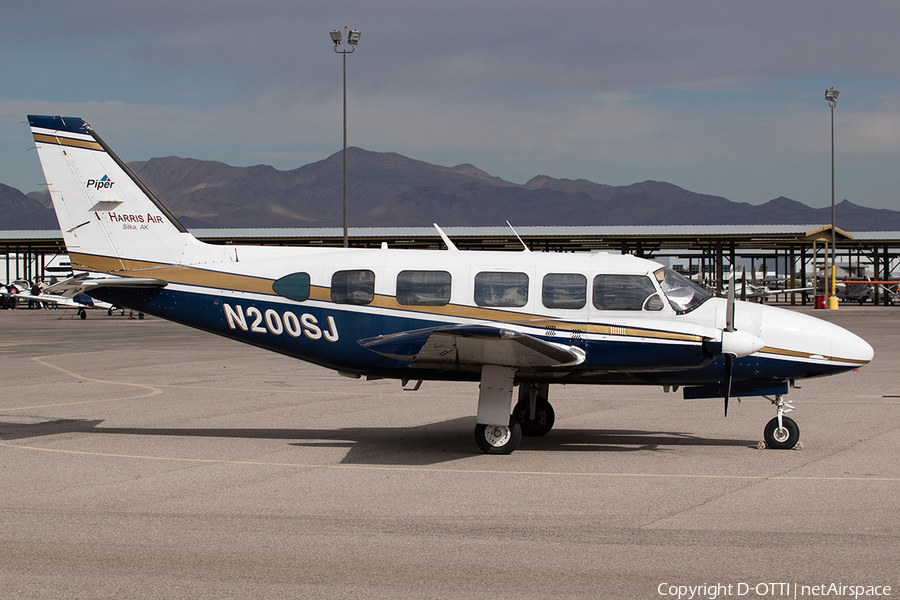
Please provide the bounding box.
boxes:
[27,115,874,453]
[836,279,900,305]
[13,274,137,319]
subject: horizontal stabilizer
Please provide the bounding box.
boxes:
[81,277,169,290]
[46,273,167,298]
[358,325,585,369]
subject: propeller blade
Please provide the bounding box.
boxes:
[724,354,734,417]
[726,269,736,333]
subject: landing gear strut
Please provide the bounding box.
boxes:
[763,394,800,449]
[474,365,520,454]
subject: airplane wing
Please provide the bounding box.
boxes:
[773,286,814,295]
[358,325,586,370]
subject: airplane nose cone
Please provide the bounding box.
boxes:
[835,322,874,364]
[760,306,873,369]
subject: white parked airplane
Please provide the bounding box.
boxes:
[14,273,145,318]
[27,115,874,454]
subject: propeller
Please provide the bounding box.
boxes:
[724,269,736,417]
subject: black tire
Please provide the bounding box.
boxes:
[764,416,800,449]
[79,309,87,320]
[512,399,555,436]
[474,417,522,454]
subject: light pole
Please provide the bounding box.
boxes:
[826,87,839,309]
[330,27,361,248]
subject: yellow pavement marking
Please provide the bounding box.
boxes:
[3,354,370,411]
[0,356,165,411]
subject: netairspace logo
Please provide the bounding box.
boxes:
[657,582,892,599]
[86,175,114,190]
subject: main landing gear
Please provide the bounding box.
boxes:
[474,367,557,454]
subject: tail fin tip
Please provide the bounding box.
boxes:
[28,115,90,135]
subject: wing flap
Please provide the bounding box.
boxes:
[358,325,585,369]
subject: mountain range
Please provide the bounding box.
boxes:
[6,147,900,231]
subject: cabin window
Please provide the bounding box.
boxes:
[397,270,452,306]
[273,272,311,302]
[474,272,529,307]
[331,269,375,305]
[592,275,659,311]
[542,273,586,309]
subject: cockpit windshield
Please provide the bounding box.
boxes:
[654,267,712,314]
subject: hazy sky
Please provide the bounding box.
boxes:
[2,0,900,210]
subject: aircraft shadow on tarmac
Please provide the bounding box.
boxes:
[0,417,758,466]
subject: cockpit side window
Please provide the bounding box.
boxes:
[592,275,658,310]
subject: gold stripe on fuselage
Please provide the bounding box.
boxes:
[69,253,276,296]
[72,252,866,365]
[758,346,869,366]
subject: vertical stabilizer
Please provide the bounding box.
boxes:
[28,115,213,273]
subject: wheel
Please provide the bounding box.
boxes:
[764,416,800,449]
[79,309,87,320]
[474,417,522,454]
[512,399,555,436]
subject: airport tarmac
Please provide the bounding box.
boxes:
[0,306,897,599]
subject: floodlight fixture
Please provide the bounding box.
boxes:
[330,30,343,46]
[825,88,839,106]
[348,29,361,45]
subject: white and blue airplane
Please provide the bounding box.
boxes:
[27,115,874,454]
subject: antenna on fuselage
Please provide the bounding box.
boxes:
[506,221,531,253]
[433,223,459,251]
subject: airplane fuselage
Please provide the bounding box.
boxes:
[82,245,870,393]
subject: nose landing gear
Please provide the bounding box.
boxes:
[761,394,801,450]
